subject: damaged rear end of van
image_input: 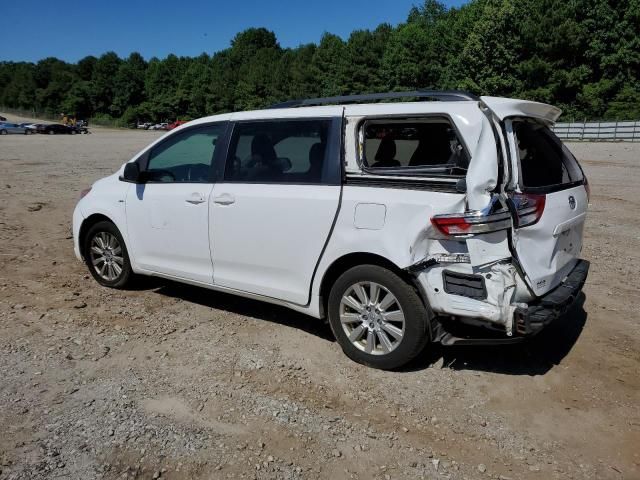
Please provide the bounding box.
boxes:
[411,97,590,344]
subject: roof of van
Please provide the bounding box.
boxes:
[268,90,479,108]
[184,91,561,128]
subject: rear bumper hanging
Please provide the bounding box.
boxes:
[434,259,589,346]
[514,259,589,336]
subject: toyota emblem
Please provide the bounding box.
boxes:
[568,195,576,210]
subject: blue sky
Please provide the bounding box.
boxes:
[0,0,468,63]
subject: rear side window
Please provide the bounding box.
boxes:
[360,118,469,176]
[224,119,333,184]
[512,120,584,190]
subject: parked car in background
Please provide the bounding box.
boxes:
[167,120,187,130]
[72,90,590,370]
[0,123,33,134]
[18,122,39,132]
[37,123,77,135]
[0,115,6,121]
[137,122,153,130]
[149,123,168,130]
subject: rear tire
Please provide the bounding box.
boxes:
[48,130,54,135]
[328,264,430,370]
[0,130,7,135]
[83,221,133,289]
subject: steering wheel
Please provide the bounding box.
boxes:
[147,169,176,182]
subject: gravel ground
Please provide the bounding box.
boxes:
[0,119,639,480]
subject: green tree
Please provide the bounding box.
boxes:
[61,81,93,118]
[112,52,147,117]
[344,25,392,94]
[311,33,349,97]
[456,0,522,95]
[76,55,97,81]
[605,85,640,119]
[30,58,78,113]
[277,44,319,99]
[177,54,212,119]
[91,52,122,114]
[0,63,37,109]
[2,1,639,121]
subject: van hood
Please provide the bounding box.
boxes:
[480,96,562,123]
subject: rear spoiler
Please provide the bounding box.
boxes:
[480,96,562,123]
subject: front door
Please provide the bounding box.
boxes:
[125,123,226,284]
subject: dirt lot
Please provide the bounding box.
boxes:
[0,122,639,480]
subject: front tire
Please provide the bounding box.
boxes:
[83,221,133,288]
[328,265,431,370]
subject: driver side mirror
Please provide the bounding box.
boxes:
[120,162,141,183]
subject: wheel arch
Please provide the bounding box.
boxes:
[78,213,117,259]
[318,252,422,318]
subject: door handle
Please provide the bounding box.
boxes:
[186,192,206,204]
[213,193,235,205]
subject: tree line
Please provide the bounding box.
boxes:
[1,0,638,124]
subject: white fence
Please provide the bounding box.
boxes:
[553,121,640,142]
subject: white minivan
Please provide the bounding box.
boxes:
[73,91,589,369]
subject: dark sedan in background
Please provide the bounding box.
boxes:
[37,124,77,135]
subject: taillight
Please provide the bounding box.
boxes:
[431,209,512,237]
[509,193,545,228]
[79,187,92,200]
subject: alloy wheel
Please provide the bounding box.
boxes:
[339,282,405,355]
[89,232,124,281]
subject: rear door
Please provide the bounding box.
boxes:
[210,115,343,305]
[505,118,588,296]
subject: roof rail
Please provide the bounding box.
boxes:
[268,90,479,109]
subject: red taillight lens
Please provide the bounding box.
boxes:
[430,216,472,236]
[509,193,545,228]
[79,187,92,200]
[431,209,512,237]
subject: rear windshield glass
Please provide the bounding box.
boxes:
[361,118,469,176]
[513,120,584,189]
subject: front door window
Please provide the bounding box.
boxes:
[146,125,224,183]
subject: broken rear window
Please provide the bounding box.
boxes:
[360,118,469,176]
[513,119,584,190]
